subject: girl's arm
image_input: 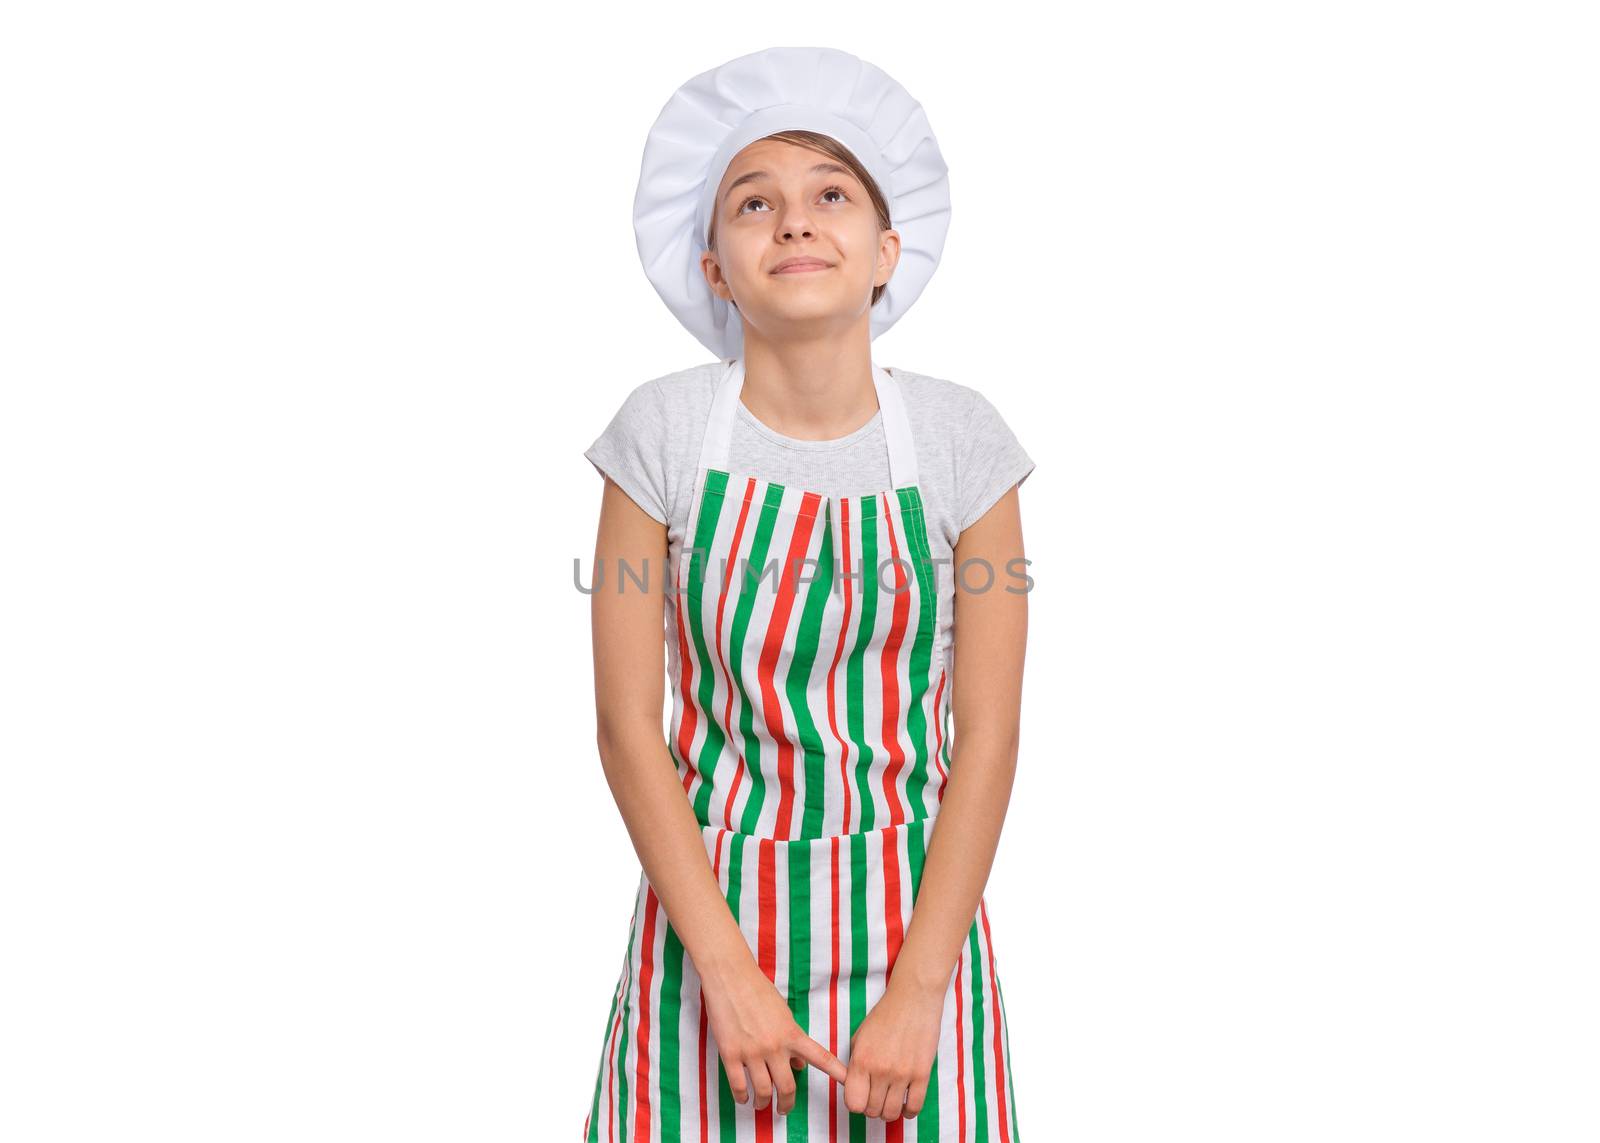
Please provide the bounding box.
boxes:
[590,477,847,1110]
[591,475,752,985]
[890,484,1028,998]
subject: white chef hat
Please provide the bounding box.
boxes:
[632,45,952,360]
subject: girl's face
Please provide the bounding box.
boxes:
[700,138,900,345]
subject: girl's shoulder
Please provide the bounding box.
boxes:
[885,364,1036,535]
[599,360,724,446]
[884,363,982,419]
[612,358,722,413]
[884,363,1026,460]
[584,360,722,526]
[649,359,725,395]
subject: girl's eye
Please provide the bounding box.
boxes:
[737,185,851,214]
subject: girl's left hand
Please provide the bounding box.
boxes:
[844,975,946,1121]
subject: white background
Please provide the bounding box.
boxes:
[3,2,1596,1139]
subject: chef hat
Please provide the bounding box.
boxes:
[632,45,952,360]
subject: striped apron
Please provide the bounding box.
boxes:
[584,358,1020,1142]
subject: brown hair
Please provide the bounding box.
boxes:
[706,129,894,307]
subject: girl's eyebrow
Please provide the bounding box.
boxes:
[724,162,856,197]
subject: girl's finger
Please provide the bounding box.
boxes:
[882,1080,910,1122]
[844,1060,871,1114]
[906,1072,930,1116]
[719,1056,749,1104]
[767,1051,798,1113]
[865,1072,889,1118]
[748,1058,774,1110]
[789,1032,848,1085]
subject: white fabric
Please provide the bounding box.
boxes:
[633,45,952,360]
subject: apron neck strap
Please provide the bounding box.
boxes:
[696,357,920,489]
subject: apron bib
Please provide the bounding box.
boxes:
[585,358,1020,1142]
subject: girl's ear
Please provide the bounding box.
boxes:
[875,228,902,288]
[700,250,732,302]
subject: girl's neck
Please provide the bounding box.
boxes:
[738,338,879,443]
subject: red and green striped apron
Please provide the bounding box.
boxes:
[584,358,1020,1142]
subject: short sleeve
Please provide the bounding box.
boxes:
[955,389,1036,533]
[584,379,670,525]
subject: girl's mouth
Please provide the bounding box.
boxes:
[772,259,833,274]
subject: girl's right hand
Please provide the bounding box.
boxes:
[698,957,849,1114]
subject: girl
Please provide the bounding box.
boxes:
[583,46,1033,1140]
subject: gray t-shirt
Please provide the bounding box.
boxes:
[584,359,1035,683]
